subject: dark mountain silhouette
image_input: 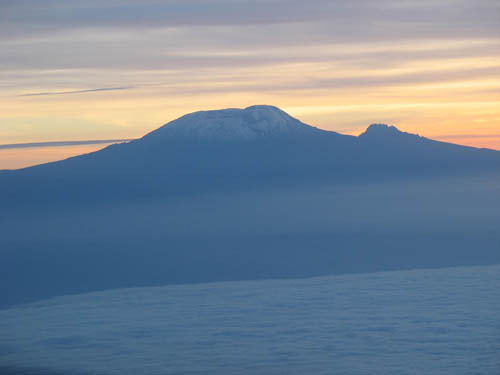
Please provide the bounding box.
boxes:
[2,106,498,207]
[1,105,499,308]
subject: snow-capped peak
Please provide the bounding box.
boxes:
[141,105,324,142]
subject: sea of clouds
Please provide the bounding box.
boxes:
[1,264,499,375]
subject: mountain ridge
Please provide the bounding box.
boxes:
[1,105,499,182]
[2,105,498,175]
[0,105,498,210]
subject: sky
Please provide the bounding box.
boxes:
[1,0,499,169]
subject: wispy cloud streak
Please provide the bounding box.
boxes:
[0,139,133,149]
[18,87,133,97]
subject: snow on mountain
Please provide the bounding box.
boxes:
[141,105,327,142]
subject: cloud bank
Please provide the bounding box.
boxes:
[1,264,499,374]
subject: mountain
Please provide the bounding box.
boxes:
[1,105,500,308]
[2,105,498,207]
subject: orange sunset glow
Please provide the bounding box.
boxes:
[1,1,499,169]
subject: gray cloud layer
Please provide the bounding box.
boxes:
[2,0,499,39]
[1,1,498,74]
[0,0,498,89]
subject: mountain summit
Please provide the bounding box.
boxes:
[141,105,326,142]
[138,106,435,146]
